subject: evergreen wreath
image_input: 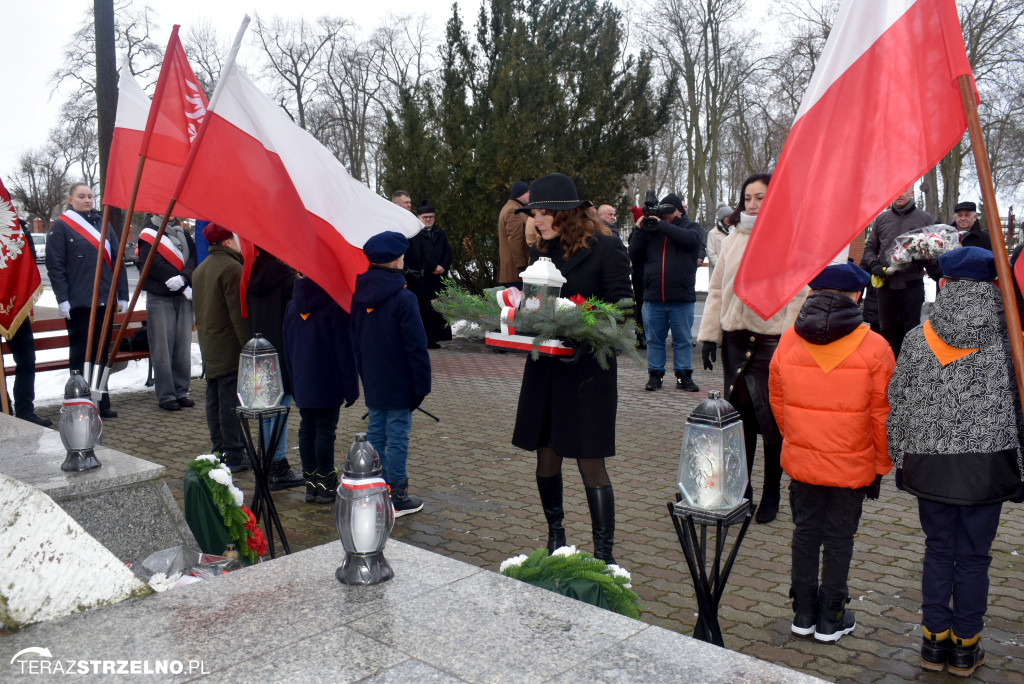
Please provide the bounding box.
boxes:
[189,456,267,564]
[500,547,641,619]
[432,279,640,369]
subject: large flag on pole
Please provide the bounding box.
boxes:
[172,17,422,312]
[734,0,976,319]
[103,26,208,216]
[0,180,43,339]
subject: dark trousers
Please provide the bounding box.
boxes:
[298,405,340,476]
[418,296,451,344]
[876,279,924,357]
[204,374,244,458]
[5,319,37,416]
[733,379,783,495]
[919,498,1002,637]
[66,306,112,412]
[789,480,865,600]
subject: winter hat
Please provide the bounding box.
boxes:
[515,173,592,214]
[808,263,870,292]
[939,245,996,281]
[661,194,685,215]
[716,203,733,222]
[416,200,436,216]
[510,180,531,200]
[363,231,409,264]
[203,223,233,244]
[630,206,644,223]
[953,201,977,213]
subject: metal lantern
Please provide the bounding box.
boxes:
[518,257,567,316]
[335,433,395,585]
[59,371,102,472]
[237,333,284,409]
[678,390,748,510]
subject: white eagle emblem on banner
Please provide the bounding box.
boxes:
[0,199,26,270]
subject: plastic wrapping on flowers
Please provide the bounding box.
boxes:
[189,456,265,563]
[889,224,960,270]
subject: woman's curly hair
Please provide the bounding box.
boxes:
[536,206,613,258]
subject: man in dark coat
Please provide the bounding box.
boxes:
[245,248,302,489]
[628,193,703,392]
[192,224,250,472]
[863,186,934,356]
[952,200,991,250]
[138,214,197,412]
[405,201,453,348]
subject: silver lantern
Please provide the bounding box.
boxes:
[335,433,395,585]
[59,371,102,472]
[678,391,748,510]
[237,333,284,409]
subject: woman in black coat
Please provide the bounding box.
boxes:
[510,173,633,565]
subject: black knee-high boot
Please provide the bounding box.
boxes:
[536,474,566,553]
[585,485,615,565]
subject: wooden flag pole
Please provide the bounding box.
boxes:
[958,74,1024,402]
[0,363,9,415]
[83,204,112,384]
[91,155,147,393]
[98,199,178,392]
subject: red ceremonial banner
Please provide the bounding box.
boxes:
[0,179,43,339]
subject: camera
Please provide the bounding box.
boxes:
[639,190,675,230]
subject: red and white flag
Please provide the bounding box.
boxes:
[734,0,975,319]
[103,26,208,217]
[173,18,422,311]
[0,180,43,339]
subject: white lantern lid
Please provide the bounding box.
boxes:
[519,257,567,286]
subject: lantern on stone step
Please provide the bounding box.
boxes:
[59,371,102,472]
[237,333,284,409]
[519,257,566,318]
[335,433,395,585]
[678,390,748,510]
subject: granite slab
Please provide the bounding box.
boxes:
[2,541,822,683]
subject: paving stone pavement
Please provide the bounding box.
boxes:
[36,340,1024,683]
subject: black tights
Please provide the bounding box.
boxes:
[733,384,783,494]
[536,447,611,488]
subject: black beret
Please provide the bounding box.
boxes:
[939,246,996,281]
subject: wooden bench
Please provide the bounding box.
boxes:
[2,310,152,379]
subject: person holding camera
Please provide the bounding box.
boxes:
[628,193,703,392]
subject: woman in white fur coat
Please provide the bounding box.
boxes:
[696,172,808,524]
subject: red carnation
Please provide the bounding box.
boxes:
[569,294,587,306]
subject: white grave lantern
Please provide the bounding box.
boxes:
[678,391,748,510]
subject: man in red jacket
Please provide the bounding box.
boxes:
[769,262,895,644]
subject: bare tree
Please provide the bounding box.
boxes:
[8,151,70,224]
[182,21,226,98]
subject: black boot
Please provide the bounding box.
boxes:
[536,474,566,554]
[585,485,615,565]
[316,470,338,505]
[644,370,664,391]
[675,370,699,392]
[814,592,855,643]
[921,626,950,672]
[790,587,818,637]
[948,632,984,677]
[755,486,781,523]
[269,458,305,491]
[304,470,317,503]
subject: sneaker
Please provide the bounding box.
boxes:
[268,459,304,491]
[814,597,856,643]
[222,452,251,473]
[391,489,423,517]
[948,633,985,677]
[921,626,950,672]
[675,370,699,392]
[17,412,53,428]
[316,471,338,504]
[177,396,195,408]
[159,399,181,411]
[644,372,663,391]
[791,613,816,637]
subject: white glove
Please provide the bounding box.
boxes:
[117,300,129,313]
[165,275,186,292]
[183,286,193,301]
[58,301,71,319]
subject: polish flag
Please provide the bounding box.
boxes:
[734,0,975,319]
[103,26,208,217]
[173,19,422,311]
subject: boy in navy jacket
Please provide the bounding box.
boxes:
[351,231,432,516]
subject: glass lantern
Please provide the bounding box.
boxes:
[518,257,567,318]
[335,433,395,585]
[678,390,748,510]
[237,333,284,409]
[59,371,102,472]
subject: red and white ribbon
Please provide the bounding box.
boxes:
[500,306,517,335]
[61,211,112,271]
[139,227,185,271]
[340,476,389,491]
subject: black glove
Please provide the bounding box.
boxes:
[865,474,882,500]
[894,468,904,491]
[871,264,887,279]
[410,395,425,411]
[702,341,717,371]
[559,340,586,365]
[344,398,356,408]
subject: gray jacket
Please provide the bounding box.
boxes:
[863,200,934,289]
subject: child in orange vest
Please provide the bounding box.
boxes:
[768,262,895,643]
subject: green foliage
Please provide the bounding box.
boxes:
[432,279,640,369]
[501,547,641,619]
[189,457,258,564]
[381,0,669,293]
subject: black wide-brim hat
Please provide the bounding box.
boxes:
[515,173,593,214]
